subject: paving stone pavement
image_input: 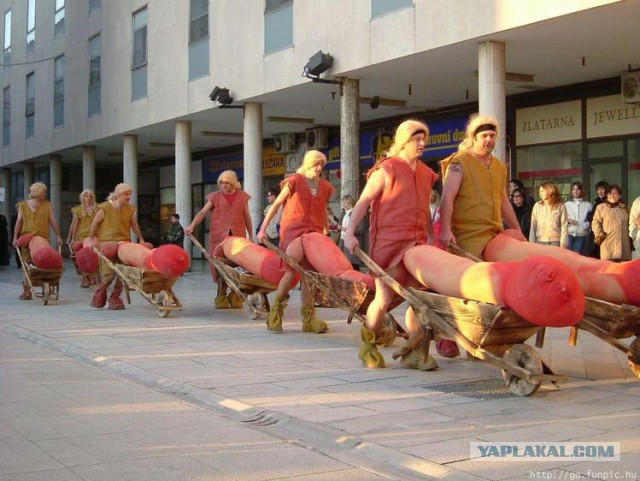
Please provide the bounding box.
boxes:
[1,260,639,481]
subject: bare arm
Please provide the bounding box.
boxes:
[439,162,463,248]
[86,209,105,248]
[48,204,63,247]
[130,214,144,243]
[343,169,387,253]
[258,184,290,243]
[501,191,521,233]
[244,201,254,243]
[185,200,214,235]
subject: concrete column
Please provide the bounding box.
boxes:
[243,102,263,235]
[82,145,96,191]
[123,135,138,209]
[175,120,192,254]
[49,155,62,246]
[23,162,34,200]
[478,41,507,163]
[1,167,11,221]
[341,77,360,199]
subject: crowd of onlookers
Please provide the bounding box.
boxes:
[499,179,639,262]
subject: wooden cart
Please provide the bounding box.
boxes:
[539,297,640,377]
[190,235,277,319]
[93,248,182,318]
[263,238,405,337]
[17,247,64,305]
[355,247,566,396]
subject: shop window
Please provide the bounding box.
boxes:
[371,0,413,18]
[264,0,292,54]
[627,139,640,201]
[516,142,582,201]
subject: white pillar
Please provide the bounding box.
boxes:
[1,167,11,221]
[123,135,138,209]
[478,41,507,163]
[341,78,360,199]
[82,145,96,191]
[175,121,192,253]
[243,102,263,235]
[49,155,62,246]
[23,163,34,200]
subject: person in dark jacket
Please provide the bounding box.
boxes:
[510,188,532,240]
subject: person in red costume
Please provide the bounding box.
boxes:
[439,114,640,307]
[258,149,335,334]
[344,119,440,370]
[13,182,63,300]
[86,183,145,310]
[185,170,253,309]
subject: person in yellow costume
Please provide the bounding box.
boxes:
[439,114,522,257]
[12,182,62,300]
[66,189,98,288]
[86,183,145,310]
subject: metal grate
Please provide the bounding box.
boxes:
[422,378,514,400]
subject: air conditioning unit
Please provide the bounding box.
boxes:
[273,133,296,153]
[306,127,329,150]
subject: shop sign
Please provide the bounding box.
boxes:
[516,101,581,146]
[423,117,467,157]
[202,152,243,183]
[262,151,285,176]
[587,95,640,139]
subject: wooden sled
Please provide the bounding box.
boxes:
[190,235,277,319]
[355,247,567,397]
[17,247,64,305]
[92,248,182,318]
[263,238,406,337]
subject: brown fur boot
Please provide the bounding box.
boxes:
[91,284,108,308]
[108,280,126,310]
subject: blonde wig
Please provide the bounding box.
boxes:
[217,170,241,190]
[29,182,48,199]
[458,114,499,151]
[79,189,96,205]
[296,150,327,176]
[386,119,429,158]
[108,183,133,201]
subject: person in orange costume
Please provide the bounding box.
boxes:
[258,149,335,334]
[344,119,439,370]
[185,170,253,309]
[86,183,145,310]
[439,114,640,307]
[12,182,63,300]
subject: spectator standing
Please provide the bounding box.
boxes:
[510,188,533,240]
[262,188,281,247]
[587,180,609,258]
[336,194,364,271]
[629,194,640,260]
[163,214,185,247]
[529,182,568,248]
[592,184,631,261]
[565,181,593,254]
[509,178,535,208]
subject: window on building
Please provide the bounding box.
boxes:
[54,55,64,126]
[25,72,34,138]
[26,0,35,53]
[3,10,11,67]
[371,0,413,18]
[264,0,292,55]
[88,34,101,115]
[189,0,209,80]
[131,6,148,100]
[89,0,101,14]
[54,0,65,36]
[3,86,10,146]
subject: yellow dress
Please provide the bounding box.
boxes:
[442,151,507,258]
[71,205,97,240]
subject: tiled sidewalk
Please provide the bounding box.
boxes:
[1,261,638,481]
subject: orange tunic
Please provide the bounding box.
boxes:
[207,190,251,252]
[441,151,507,258]
[369,157,437,271]
[279,174,335,251]
[18,201,51,241]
